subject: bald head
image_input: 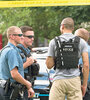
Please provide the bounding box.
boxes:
[7,26,21,39]
[61,17,74,30]
[75,28,89,42]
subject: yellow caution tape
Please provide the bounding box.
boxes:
[0,0,90,8]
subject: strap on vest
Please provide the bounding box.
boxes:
[17,45,40,80]
[54,36,64,70]
[17,45,31,57]
[17,45,31,75]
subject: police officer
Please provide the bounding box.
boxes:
[18,26,34,73]
[75,28,90,100]
[17,26,35,77]
[0,26,34,100]
[17,26,35,100]
[17,26,36,80]
[46,17,89,100]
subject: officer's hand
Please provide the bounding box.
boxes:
[26,56,34,66]
[81,85,87,97]
[34,59,37,63]
[25,80,32,89]
[28,87,35,98]
[25,80,34,97]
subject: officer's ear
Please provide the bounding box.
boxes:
[60,24,64,32]
[11,34,16,40]
[9,34,14,40]
[61,24,64,29]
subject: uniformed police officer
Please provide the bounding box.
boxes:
[75,28,90,100]
[46,17,89,100]
[17,26,35,77]
[0,26,34,100]
[17,26,35,100]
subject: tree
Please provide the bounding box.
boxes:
[0,6,90,46]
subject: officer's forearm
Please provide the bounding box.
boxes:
[82,52,89,87]
[23,62,29,69]
[46,57,54,69]
[10,67,32,89]
[83,64,89,87]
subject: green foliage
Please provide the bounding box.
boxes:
[0,6,90,46]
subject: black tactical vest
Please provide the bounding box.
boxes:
[54,36,80,70]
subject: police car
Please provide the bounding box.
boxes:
[31,47,55,100]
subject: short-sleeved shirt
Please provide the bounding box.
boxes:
[79,44,90,82]
[0,42,24,82]
[17,44,31,73]
[48,33,88,81]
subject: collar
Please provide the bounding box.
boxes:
[7,42,16,48]
[62,33,73,35]
[7,42,20,52]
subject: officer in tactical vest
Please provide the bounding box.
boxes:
[17,26,35,79]
[0,26,34,100]
[75,28,90,100]
[17,26,39,81]
[17,26,39,100]
[46,17,89,100]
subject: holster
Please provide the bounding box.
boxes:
[4,79,10,94]
[10,83,25,100]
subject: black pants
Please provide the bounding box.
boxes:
[83,90,90,100]
[83,82,90,100]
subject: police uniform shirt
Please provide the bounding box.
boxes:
[0,42,24,82]
[17,44,30,73]
[48,33,88,81]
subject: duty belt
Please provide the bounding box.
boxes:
[0,80,6,88]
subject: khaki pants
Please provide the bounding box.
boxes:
[49,77,82,100]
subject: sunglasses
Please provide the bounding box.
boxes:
[13,34,23,37]
[23,35,34,39]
